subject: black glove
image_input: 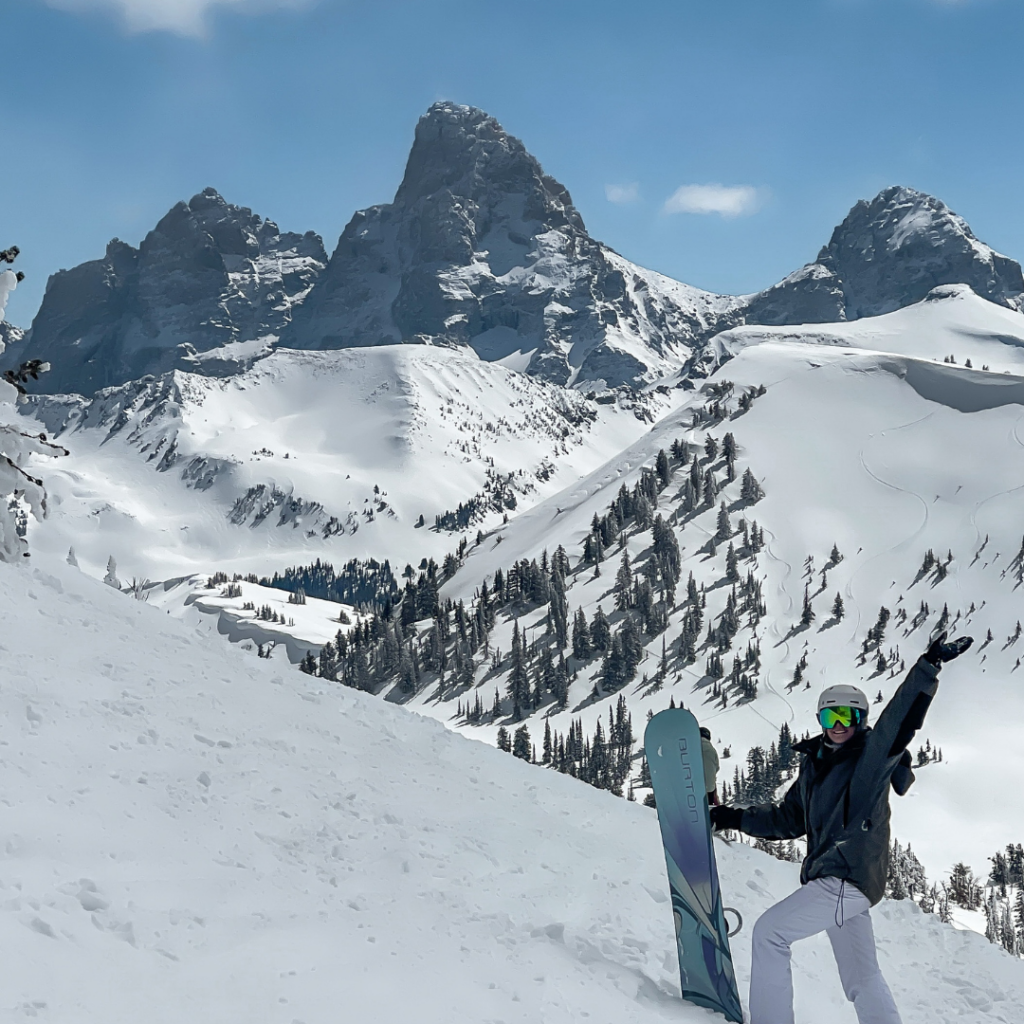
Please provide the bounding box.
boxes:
[924,631,974,666]
[710,804,744,832]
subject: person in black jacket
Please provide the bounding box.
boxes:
[710,631,972,1024]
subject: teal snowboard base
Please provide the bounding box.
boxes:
[645,708,743,1023]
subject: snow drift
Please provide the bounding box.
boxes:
[1,553,1022,1023]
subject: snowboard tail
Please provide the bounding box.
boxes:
[645,708,743,1023]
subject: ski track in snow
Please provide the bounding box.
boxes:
[9,288,1024,1004]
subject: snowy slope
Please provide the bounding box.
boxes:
[1,553,1022,1024]
[13,280,1024,893]
[18,345,668,582]
[714,284,1024,375]
[397,300,1024,880]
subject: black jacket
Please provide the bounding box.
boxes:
[738,656,939,905]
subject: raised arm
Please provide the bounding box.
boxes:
[866,632,972,763]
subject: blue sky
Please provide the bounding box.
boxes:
[3,0,1024,326]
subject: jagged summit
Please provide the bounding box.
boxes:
[10,106,1024,396]
[395,102,584,235]
[819,185,1024,318]
[744,186,1024,327]
[281,102,722,385]
[8,188,327,394]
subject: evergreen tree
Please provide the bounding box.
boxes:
[703,468,719,506]
[553,653,570,710]
[590,606,611,652]
[496,726,511,752]
[831,592,845,620]
[614,549,634,611]
[572,608,592,660]
[655,448,671,489]
[948,863,982,909]
[800,584,815,626]
[548,563,569,649]
[716,502,731,543]
[704,435,718,461]
[725,542,740,583]
[104,556,120,589]
[506,620,530,719]
[740,467,764,504]
[512,724,532,761]
[601,635,626,692]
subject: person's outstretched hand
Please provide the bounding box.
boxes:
[710,805,743,832]
[924,631,974,666]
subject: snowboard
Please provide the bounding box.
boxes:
[645,708,743,1023]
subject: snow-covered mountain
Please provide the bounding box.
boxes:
[1,552,1021,1023]
[19,282,1024,887]
[4,188,327,394]
[12,104,1022,395]
[279,102,744,387]
[744,187,1024,325]
[22,344,670,580]
[390,286,1024,879]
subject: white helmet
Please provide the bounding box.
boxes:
[817,684,869,722]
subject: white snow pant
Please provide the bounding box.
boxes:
[749,877,902,1024]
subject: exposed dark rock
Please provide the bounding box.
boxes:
[15,189,326,394]
[282,102,737,386]
[741,186,1023,326]
[11,110,1024,396]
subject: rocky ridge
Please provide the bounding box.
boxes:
[9,105,1024,395]
[281,102,743,386]
[747,185,1024,325]
[6,189,327,394]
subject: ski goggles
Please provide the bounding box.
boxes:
[818,706,863,730]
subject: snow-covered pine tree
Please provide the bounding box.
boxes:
[614,549,633,612]
[655,448,671,489]
[104,556,121,589]
[948,862,983,909]
[0,247,66,561]
[800,584,814,626]
[715,501,731,543]
[512,724,532,761]
[740,467,764,504]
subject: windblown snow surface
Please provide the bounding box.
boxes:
[1,555,1022,1024]
[20,345,667,582]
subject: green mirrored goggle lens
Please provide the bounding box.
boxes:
[819,706,861,729]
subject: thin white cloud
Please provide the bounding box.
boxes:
[605,182,640,205]
[662,183,763,218]
[43,0,311,36]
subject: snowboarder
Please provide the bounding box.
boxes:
[709,630,972,1024]
[700,725,721,806]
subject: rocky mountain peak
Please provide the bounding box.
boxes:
[820,185,1024,318]
[742,185,1024,328]
[12,109,1024,397]
[11,188,327,394]
[394,102,584,234]
[284,102,634,383]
